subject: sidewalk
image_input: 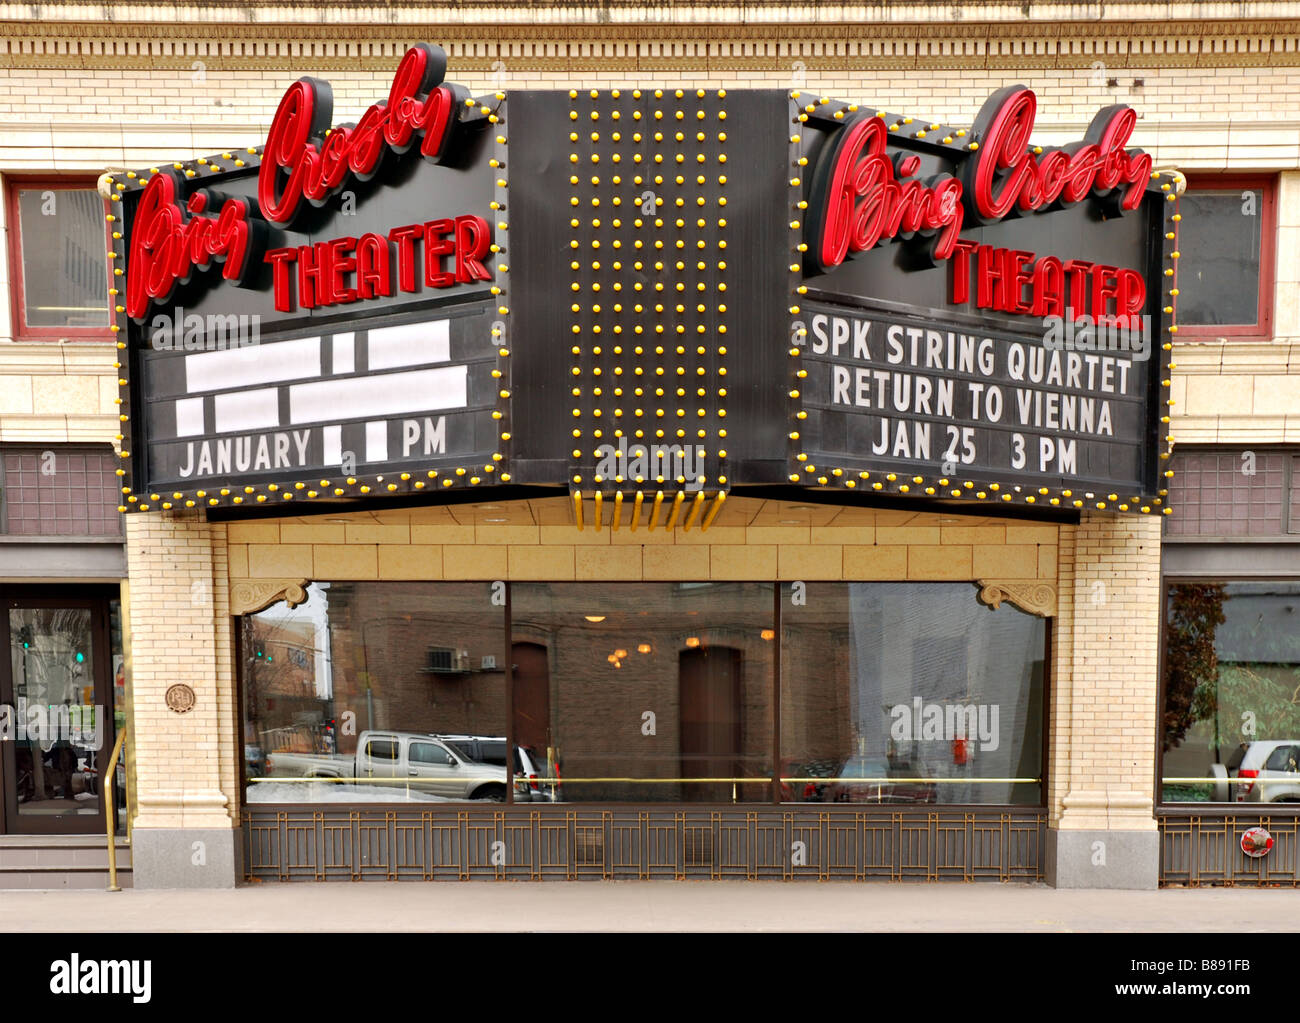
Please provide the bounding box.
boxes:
[0,882,1296,931]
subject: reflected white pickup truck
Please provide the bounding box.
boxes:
[265,730,508,801]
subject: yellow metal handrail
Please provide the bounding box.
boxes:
[104,725,128,893]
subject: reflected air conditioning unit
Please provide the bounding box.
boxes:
[423,646,471,676]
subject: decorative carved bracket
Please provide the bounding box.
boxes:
[976,579,1056,618]
[230,579,310,616]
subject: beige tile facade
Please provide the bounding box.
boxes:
[0,3,1289,883]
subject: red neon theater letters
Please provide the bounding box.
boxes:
[809,85,1154,275]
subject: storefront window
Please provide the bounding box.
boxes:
[241,580,1053,807]
[509,582,774,802]
[1161,582,1300,804]
[244,582,507,803]
[781,583,1046,805]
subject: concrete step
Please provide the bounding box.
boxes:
[0,835,132,889]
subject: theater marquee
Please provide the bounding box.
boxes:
[109,44,1179,517]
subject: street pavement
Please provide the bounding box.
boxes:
[0,881,1297,931]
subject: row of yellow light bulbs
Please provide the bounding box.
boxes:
[578,428,722,442]
[791,92,973,149]
[570,280,726,294]
[568,151,724,169]
[786,460,1170,513]
[572,405,728,421]
[579,473,733,488]
[573,387,726,402]
[571,324,724,339]
[569,213,728,232]
[574,489,729,532]
[569,130,727,148]
[115,461,517,512]
[575,406,725,423]
[570,302,727,317]
[570,88,727,100]
[570,103,725,122]
[571,291,725,307]
[574,423,722,440]
[567,240,727,259]
[570,197,724,214]
[568,218,728,237]
[104,149,262,199]
[576,339,725,352]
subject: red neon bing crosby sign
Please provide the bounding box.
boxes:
[125,44,484,319]
[256,43,464,226]
[806,84,1154,291]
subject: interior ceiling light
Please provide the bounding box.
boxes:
[584,615,606,623]
[685,636,701,648]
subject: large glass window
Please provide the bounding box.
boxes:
[781,583,1047,805]
[1176,177,1275,340]
[241,579,1050,807]
[7,182,111,337]
[243,582,506,804]
[1161,582,1300,804]
[509,582,774,802]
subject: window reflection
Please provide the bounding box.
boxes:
[510,582,775,802]
[780,583,1046,805]
[1162,582,1300,803]
[9,607,103,818]
[240,580,1049,807]
[243,582,508,803]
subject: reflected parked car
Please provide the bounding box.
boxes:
[1209,740,1300,802]
[436,734,562,803]
[825,754,937,804]
[268,731,511,800]
[1240,741,1300,803]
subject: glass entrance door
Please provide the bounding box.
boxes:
[1,597,114,834]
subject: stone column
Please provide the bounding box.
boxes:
[1046,511,1163,888]
[124,511,241,888]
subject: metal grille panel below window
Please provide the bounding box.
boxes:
[243,806,1045,882]
[1159,814,1300,887]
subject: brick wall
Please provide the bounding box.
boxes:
[124,510,237,829]
[1049,513,1164,829]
